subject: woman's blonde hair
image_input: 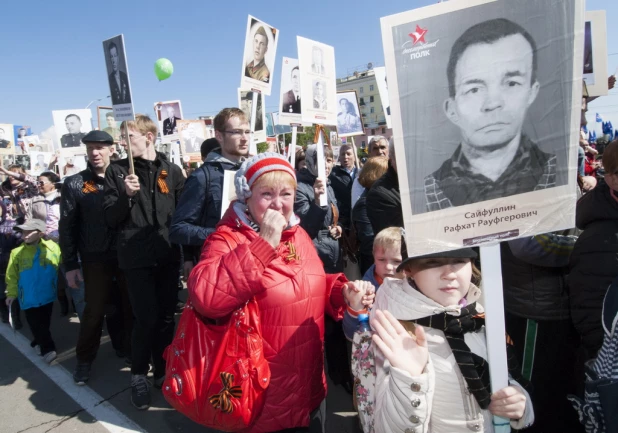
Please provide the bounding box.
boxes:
[358,156,388,189]
[252,170,297,191]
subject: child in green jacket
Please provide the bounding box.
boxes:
[5,219,61,364]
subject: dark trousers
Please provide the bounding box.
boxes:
[75,261,133,363]
[24,302,55,355]
[124,262,179,377]
[324,316,352,388]
[505,313,584,433]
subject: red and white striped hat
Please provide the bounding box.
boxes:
[235,152,296,202]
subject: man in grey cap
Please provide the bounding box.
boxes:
[59,130,133,385]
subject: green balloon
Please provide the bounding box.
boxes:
[154,58,174,81]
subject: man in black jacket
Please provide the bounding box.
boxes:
[103,115,184,410]
[60,130,133,385]
[170,108,248,279]
[329,144,357,231]
[367,139,403,234]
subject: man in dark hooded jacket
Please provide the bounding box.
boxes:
[570,139,618,359]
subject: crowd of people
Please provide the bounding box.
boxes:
[0,93,617,433]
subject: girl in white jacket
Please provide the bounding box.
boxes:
[352,248,534,432]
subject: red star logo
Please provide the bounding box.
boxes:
[409,25,428,45]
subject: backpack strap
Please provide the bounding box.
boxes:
[198,162,213,225]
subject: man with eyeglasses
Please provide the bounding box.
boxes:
[103,114,185,410]
[170,108,249,282]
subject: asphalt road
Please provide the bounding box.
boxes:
[0,292,362,433]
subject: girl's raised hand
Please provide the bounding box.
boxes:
[371,309,429,377]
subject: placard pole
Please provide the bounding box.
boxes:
[480,243,510,433]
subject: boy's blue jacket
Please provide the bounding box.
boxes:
[5,239,61,310]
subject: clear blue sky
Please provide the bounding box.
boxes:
[0,0,615,135]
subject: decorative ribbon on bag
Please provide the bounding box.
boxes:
[208,372,242,414]
[313,124,331,148]
[157,170,169,194]
[82,180,98,194]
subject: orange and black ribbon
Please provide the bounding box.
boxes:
[157,170,169,194]
[284,241,300,262]
[313,124,331,149]
[82,180,98,194]
[208,372,242,414]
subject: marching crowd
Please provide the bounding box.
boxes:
[0,95,617,433]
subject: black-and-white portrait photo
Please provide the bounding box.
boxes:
[238,89,266,143]
[390,2,576,215]
[52,109,93,149]
[2,155,15,169]
[178,120,206,155]
[311,46,326,75]
[15,155,30,171]
[382,0,583,255]
[584,21,593,75]
[30,152,52,175]
[0,124,13,153]
[241,15,279,96]
[297,36,337,126]
[281,59,301,114]
[312,80,327,110]
[106,40,131,105]
[154,100,183,140]
[336,91,364,137]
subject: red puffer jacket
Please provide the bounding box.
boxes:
[188,206,347,433]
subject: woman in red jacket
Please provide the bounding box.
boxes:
[188,153,373,432]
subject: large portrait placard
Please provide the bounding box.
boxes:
[373,67,392,129]
[381,0,584,257]
[583,10,608,97]
[153,100,183,143]
[52,109,93,150]
[336,91,364,137]
[238,89,266,144]
[297,37,337,126]
[240,15,279,96]
[102,34,135,122]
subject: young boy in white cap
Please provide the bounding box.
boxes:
[4,218,61,364]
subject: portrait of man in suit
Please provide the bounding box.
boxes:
[61,114,87,148]
[108,41,131,105]
[245,26,270,83]
[281,66,301,114]
[163,105,180,136]
[313,80,327,110]
[183,123,204,154]
[311,46,326,75]
[0,128,11,149]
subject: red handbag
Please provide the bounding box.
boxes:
[162,232,271,431]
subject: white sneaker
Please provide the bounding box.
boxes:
[43,351,57,364]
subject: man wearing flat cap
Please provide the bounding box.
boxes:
[59,130,132,386]
[244,25,271,83]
